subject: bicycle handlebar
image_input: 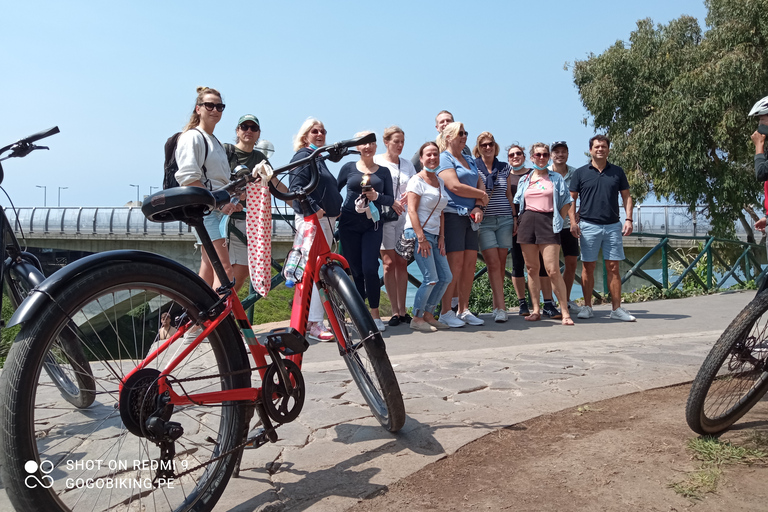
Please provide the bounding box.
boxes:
[0,126,60,158]
[212,132,376,207]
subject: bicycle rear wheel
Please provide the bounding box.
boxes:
[6,260,96,408]
[321,263,405,432]
[0,261,251,512]
[686,291,768,435]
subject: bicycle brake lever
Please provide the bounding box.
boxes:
[326,146,348,163]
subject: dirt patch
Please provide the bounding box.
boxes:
[349,384,768,511]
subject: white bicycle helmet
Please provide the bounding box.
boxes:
[749,95,768,116]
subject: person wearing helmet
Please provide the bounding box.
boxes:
[748,96,768,234]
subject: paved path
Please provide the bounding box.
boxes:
[0,291,755,511]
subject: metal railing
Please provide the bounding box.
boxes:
[3,206,296,239]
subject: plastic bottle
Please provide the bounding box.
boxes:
[283,229,306,288]
[293,223,317,282]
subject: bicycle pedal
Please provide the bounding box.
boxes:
[257,327,309,355]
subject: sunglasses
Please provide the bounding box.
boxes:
[480,142,495,148]
[533,152,550,158]
[458,130,469,137]
[198,102,226,112]
[310,128,327,135]
[239,124,260,132]
[508,151,524,157]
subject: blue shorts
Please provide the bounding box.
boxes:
[478,215,514,251]
[193,210,226,245]
[579,220,624,262]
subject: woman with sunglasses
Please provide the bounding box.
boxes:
[437,122,488,328]
[288,118,344,342]
[474,132,514,323]
[337,132,395,332]
[374,126,416,327]
[404,142,451,332]
[513,143,576,325]
[505,143,539,317]
[175,86,235,290]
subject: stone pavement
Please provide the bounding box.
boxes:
[0,291,754,511]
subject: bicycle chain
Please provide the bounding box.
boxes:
[156,365,272,481]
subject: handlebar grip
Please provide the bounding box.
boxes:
[335,132,376,149]
[21,126,60,144]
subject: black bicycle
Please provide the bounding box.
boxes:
[0,127,95,408]
[686,276,768,434]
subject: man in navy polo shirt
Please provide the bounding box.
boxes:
[569,135,636,321]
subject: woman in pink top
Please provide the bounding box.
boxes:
[513,143,575,325]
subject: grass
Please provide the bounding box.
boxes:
[670,435,768,499]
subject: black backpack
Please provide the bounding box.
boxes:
[163,127,209,189]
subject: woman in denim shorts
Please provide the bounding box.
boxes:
[174,87,235,290]
[513,143,576,326]
[474,132,514,323]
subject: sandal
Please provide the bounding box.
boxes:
[524,313,541,322]
[562,317,574,326]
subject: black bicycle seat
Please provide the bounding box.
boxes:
[142,187,216,223]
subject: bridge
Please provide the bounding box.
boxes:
[5,205,296,274]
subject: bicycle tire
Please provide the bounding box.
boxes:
[6,260,96,408]
[0,261,251,512]
[686,290,768,435]
[321,263,406,432]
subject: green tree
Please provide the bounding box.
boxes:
[572,0,768,237]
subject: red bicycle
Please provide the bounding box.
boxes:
[0,133,404,512]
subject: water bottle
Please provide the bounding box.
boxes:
[293,223,317,282]
[283,229,306,288]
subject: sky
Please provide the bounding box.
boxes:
[1,0,709,208]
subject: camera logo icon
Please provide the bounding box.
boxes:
[24,460,54,489]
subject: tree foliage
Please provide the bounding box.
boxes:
[573,0,768,236]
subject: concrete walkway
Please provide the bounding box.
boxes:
[0,291,755,511]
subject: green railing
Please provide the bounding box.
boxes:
[241,231,767,318]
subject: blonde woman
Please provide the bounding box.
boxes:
[288,118,343,342]
[513,143,576,325]
[437,122,489,327]
[374,126,416,326]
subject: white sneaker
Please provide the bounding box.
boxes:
[493,308,508,323]
[373,318,387,332]
[610,307,637,322]
[439,310,466,328]
[459,310,485,326]
[567,300,581,312]
[577,306,594,319]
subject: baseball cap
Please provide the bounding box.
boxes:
[237,114,260,127]
[551,141,568,151]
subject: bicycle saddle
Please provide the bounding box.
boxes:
[142,187,216,223]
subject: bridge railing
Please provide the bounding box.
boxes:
[3,207,297,239]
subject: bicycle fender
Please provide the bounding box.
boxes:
[8,250,214,328]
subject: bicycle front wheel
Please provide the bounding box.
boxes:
[0,261,251,512]
[321,263,405,432]
[686,291,768,435]
[6,260,96,408]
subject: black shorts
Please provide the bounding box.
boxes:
[517,210,561,246]
[443,212,479,253]
[560,226,579,257]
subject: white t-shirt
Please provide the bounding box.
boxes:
[174,128,231,190]
[404,174,449,235]
[373,154,416,202]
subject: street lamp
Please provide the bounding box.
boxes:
[36,185,47,206]
[58,186,68,207]
[129,184,140,205]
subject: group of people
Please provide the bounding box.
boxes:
[173,89,638,342]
